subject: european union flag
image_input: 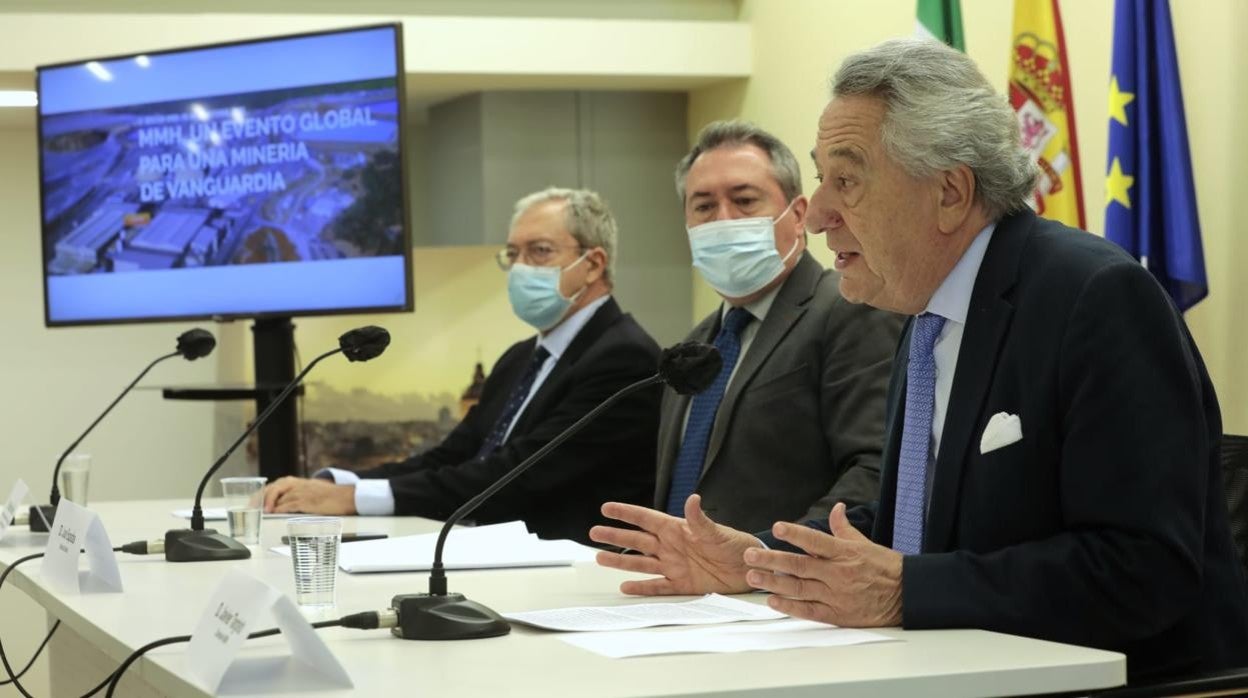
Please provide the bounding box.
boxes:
[1105,0,1206,311]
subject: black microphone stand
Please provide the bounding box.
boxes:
[29,350,181,533]
[390,374,665,641]
[164,346,344,562]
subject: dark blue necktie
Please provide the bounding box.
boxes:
[665,307,752,516]
[477,345,550,458]
[892,312,946,555]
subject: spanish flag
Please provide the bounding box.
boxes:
[1008,0,1086,229]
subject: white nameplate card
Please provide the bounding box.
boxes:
[37,499,123,594]
[0,479,28,542]
[187,570,352,694]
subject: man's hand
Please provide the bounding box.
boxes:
[590,494,761,595]
[263,476,357,516]
[743,502,903,627]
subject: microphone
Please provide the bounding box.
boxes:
[28,329,216,533]
[389,341,721,641]
[164,326,391,562]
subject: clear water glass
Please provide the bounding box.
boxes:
[287,517,342,608]
[59,453,91,506]
[219,476,266,545]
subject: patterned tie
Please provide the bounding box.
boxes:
[665,306,753,515]
[476,345,551,458]
[891,312,946,555]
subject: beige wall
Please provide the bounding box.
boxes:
[689,0,1248,434]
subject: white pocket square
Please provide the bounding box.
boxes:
[980,412,1023,454]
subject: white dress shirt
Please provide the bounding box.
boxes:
[921,223,995,499]
[323,295,612,515]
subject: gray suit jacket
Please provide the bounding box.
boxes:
[654,253,904,533]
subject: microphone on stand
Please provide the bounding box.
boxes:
[28,329,216,533]
[389,341,722,640]
[163,326,390,562]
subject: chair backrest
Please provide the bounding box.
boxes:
[1221,434,1248,579]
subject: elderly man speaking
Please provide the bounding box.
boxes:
[591,38,1248,683]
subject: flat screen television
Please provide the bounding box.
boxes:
[35,24,412,327]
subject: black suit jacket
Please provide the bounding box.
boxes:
[357,297,660,543]
[654,253,903,532]
[776,211,1248,682]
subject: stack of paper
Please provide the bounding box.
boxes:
[171,509,300,521]
[503,594,786,632]
[272,521,599,574]
[562,619,895,658]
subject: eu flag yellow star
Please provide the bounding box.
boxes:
[1109,75,1135,126]
[1106,157,1135,209]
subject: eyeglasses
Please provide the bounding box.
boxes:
[495,241,585,271]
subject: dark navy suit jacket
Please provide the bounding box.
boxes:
[766,210,1248,682]
[357,297,660,544]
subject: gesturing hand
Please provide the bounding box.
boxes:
[590,494,762,596]
[743,502,904,627]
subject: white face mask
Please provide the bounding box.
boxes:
[507,253,588,331]
[686,199,799,298]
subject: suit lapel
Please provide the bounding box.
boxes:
[701,254,820,477]
[871,321,911,546]
[923,212,1031,552]
[654,315,717,508]
[508,297,622,435]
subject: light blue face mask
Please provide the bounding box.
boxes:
[507,253,588,331]
[687,199,799,298]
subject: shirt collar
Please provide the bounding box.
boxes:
[538,294,611,361]
[721,282,782,324]
[923,223,996,324]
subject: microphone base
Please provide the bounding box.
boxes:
[28,504,57,533]
[163,528,251,562]
[390,593,511,640]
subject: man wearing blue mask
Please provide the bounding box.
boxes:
[263,187,661,543]
[652,121,905,534]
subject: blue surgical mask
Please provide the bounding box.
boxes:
[687,199,800,298]
[508,254,588,331]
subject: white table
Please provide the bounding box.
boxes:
[0,499,1125,697]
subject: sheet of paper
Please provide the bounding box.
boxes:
[504,593,785,632]
[171,508,299,521]
[269,520,598,573]
[0,479,28,542]
[38,499,123,594]
[561,619,895,658]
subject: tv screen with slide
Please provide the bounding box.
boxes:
[36,24,411,326]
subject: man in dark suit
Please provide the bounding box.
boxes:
[264,187,660,543]
[592,39,1248,682]
[658,121,903,533]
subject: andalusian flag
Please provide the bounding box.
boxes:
[916,0,965,50]
[1008,0,1086,229]
[1105,0,1206,311]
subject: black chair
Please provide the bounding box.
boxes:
[1091,434,1248,697]
[1222,434,1248,581]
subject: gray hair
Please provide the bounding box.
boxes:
[831,38,1037,219]
[674,120,803,204]
[511,187,618,283]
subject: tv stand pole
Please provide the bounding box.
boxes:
[251,317,299,480]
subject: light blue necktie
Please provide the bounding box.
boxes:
[892,312,946,555]
[665,307,752,516]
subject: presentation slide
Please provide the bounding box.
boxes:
[37,26,410,323]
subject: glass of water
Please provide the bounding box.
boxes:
[59,453,91,506]
[287,517,342,608]
[219,476,266,546]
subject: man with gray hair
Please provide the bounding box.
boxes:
[653,119,903,533]
[265,187,661,543]
[594,39,1248,682]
